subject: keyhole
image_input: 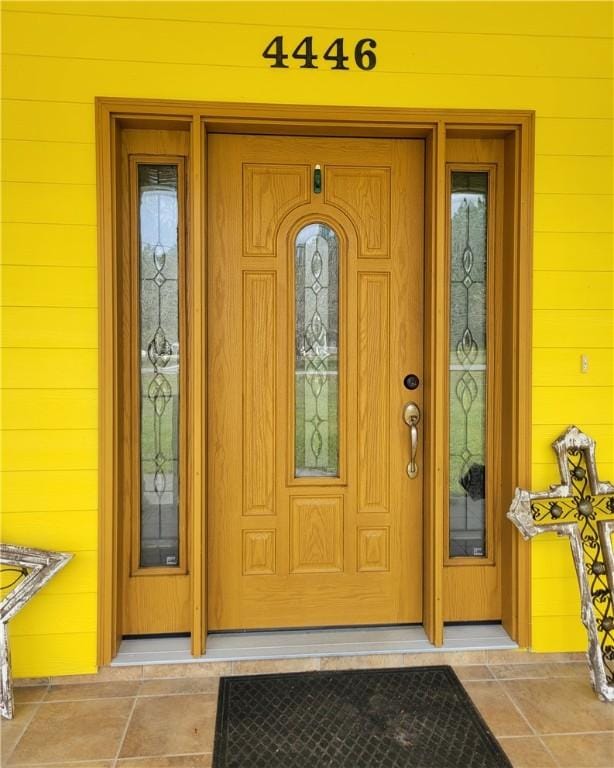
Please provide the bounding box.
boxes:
[404,374,420,390]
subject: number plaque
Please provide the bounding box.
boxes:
[263,36,377,70]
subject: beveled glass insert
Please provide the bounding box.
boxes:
[295,223,339,477]
[138,165,180,567]
[449,172,488,558]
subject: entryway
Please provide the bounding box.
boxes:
[97,100,533,663]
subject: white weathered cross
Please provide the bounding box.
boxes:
[508,426,614,701]
[0,544,72,718]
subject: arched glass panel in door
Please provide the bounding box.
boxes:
[295,223,339,478]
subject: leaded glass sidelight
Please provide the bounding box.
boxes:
[138,165,181,567]
[295,223,339,477]
[449,172,488,558]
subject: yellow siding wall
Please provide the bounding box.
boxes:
[1,1,612,674]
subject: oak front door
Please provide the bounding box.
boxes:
[207,135,424,630]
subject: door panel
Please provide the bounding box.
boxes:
[207,135,424,630]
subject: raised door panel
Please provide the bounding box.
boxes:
[357,272,391,515]
[243,164,310,256]
[243,530,276,576]
[290,497,343,573]
[243,271,276,516]
[357,527,390,572]
[326,167,391,258]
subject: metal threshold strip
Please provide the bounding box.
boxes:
[112,623,517,666]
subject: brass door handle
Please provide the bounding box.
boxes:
[403,402,420,478]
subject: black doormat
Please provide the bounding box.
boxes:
[212,665,512,768]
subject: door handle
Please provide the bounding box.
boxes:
[403,402,420,479]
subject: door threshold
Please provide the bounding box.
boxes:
[111,623,517,666]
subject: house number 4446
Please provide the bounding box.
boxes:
[262,36,377,70]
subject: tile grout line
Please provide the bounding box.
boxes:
[491,671,563,768]
[496,676,559,766]
[537,728,614,737]
[38,695,139,704]
[7,759,112,766]
[229,657,323,675]
[111,696,138,768]
[21,654,585,685]
[33,689,220,703]
[488,671,588,682]
[3,696,45,766]
[536,735,565,768]
[487,677,538,736]
[111,669,143,768]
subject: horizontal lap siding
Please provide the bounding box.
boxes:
[524,5,612,653]
[1,6,100,671]
[1,1,612,673]
[3,55,612,116]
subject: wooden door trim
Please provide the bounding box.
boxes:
[422,121,447,647]
[97,99,533,663]
[188,119,206,657]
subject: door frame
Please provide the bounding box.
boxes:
[96,98,534,664]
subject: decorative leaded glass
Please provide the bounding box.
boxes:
[295,223,339,477]
[138,165,181,568]
[449,172,488,558]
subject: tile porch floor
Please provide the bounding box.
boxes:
[2,650,613,767]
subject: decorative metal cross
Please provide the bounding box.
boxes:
[508,426,614,701]
[0,544,72,718]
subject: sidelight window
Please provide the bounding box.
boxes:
[449,172,489,558]
[137,164,182,568]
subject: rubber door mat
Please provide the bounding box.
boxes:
[212,665,512,767]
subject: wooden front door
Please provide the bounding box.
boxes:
[207,135,424,630]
